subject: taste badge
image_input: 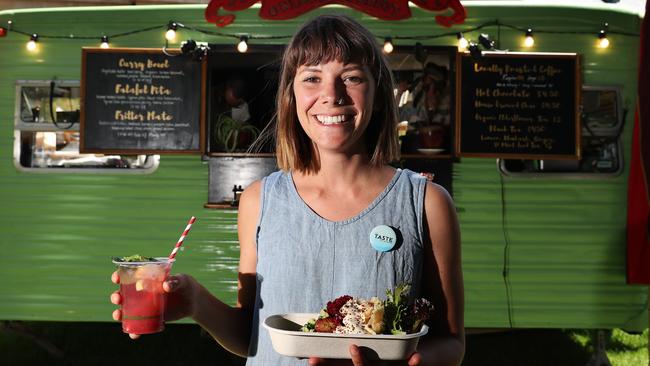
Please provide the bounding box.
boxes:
[369,225,398,252]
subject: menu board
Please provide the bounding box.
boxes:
[456,52,580,159]
[80,48,206,154]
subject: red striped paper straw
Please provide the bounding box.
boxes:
[169,216,196,260]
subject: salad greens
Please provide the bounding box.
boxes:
[384,283,435,335]
[384,283,411,335]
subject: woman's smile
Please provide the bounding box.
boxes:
[314,114,354,125]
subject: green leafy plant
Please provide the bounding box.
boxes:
[214,115,260,152]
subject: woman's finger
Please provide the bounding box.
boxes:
[110,291,121,305]
[163,276,180,293]
[349,345,365,366]
[407,352,422,366]
[112,309,122,321]
[128,333,140,340]
[111,271,120,284]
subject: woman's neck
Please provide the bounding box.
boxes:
[300,152,376,187]
[291,155,396,221]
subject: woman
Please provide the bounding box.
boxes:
[111,14,464,366]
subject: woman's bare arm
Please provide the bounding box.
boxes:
[416,182,465,366]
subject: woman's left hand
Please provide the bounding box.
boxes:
[308,345,421,365]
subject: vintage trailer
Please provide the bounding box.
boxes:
[0,0,646,334]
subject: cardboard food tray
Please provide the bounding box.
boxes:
[263,313,428,360]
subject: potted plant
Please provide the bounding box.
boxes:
[214,115,260,153]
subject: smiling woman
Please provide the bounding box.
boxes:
[108,13,464,366]
[275,15,400,174]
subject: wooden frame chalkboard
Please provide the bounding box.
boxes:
[80,48,206,154]
[456,52,581,160]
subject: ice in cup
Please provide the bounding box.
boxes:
[112,256,173,334]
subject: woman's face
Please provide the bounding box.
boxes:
[293,59,376,155]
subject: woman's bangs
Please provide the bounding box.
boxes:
[292,31,375,68]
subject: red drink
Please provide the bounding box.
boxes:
[114,258,173,334]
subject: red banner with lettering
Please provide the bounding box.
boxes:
[626,0,650,284]
[205,0,465,28]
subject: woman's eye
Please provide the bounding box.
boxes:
[344,76,363,85]
[303,76,319,83]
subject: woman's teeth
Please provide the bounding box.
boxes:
[316,115,349,125]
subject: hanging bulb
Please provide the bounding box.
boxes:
[523,29,534,48]
[457,32,468,51]
[26,34,38,52]
[165,21,178,42]
[598,23,609,48]
[237,36,248,53]
[383,37,394,54]
[100,35,110,49]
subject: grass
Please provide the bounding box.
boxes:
[0,322,647,365]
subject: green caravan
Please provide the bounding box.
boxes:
[0,0,646,333]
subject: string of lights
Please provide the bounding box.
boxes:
[0,18,640,54]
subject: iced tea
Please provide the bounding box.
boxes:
[113,257,173,334]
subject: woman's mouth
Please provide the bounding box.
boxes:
[314,114,353,125]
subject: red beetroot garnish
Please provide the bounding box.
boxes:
[326,295,352,318]
[314,317,340,333]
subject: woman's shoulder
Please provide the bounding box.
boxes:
[422,179,454,221]
[241,170,286,196]
[398,168,431,186]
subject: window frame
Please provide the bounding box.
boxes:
[498,85,625,179]
[13,80,160,174]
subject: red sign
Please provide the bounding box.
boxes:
[626,0,650,284]
[205,0,466,28]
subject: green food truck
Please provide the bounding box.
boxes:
[0,0,646,352]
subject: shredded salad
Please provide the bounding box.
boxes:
[302,283,434,335]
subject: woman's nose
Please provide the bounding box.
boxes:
[321,79,346,105]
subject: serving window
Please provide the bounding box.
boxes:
[389,46,456,158]
[206,46,282,155]
[14,80,158,172]
[499,86,623,176]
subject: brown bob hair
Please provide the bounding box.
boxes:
[275,14,400,173]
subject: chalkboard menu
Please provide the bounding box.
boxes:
[456,52,580,159]
[80,48,206,154]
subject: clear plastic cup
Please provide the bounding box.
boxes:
[112,257,173,334]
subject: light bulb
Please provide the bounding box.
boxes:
[26,34,38,52]
[598,23,609,49]
[237,36,248,53]
[598,36,610,48]
[383,38,394,54]
[165,29,176,41]
[100,35,110,49]
[457,33,468,51]
[523,29,534,48]
[165,21,178,42]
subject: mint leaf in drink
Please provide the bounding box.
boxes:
[113,254,158,262]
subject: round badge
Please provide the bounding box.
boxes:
[369,225,397,252]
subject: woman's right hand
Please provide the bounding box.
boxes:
[110,271,198,339]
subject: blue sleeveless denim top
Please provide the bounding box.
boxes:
[246,168,427,366]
